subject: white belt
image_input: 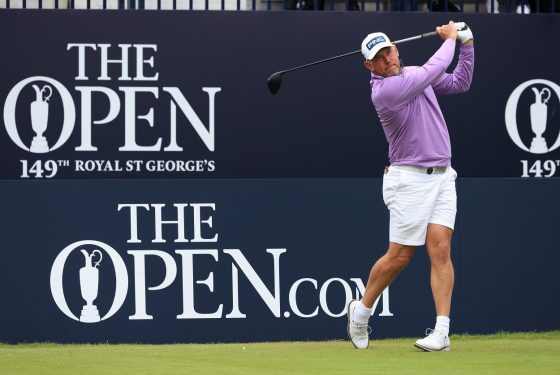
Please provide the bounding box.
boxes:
[392,165,448,175]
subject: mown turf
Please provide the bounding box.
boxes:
[1,331,559,375]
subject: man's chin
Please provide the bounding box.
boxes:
[380,67,401,78]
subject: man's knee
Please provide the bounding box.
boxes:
[426,224,453,266]
[427,240,452,265]
[386,243,415,269]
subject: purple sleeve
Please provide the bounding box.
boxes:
[372,39,455,109]
[431,44,475,95]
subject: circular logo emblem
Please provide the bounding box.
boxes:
[3,76,76,153]
[505,79,560,154]
[50,240,128,323]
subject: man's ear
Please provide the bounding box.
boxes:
[363,60,374,73]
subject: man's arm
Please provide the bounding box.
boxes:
[373,22,458,109]
[432,25,475,95]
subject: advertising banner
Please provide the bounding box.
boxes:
[0,11,559,179]
[0,10,559,343]
[1,179,397,343]
[0,178,559,343]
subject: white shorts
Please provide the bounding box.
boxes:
[382,165,458,246]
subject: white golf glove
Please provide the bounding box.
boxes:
[455,22,473,44]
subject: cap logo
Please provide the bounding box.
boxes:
[366,36,386,51]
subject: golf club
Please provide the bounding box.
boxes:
[267,30,440,95]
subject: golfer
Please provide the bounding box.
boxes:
[347,21,474,351]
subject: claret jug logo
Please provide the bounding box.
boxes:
[49,203,393,324]
[4,76,76,154]
[50,240,128,323]
[2,44,220,178]
[505,79,560,177]
[505,79,560,154]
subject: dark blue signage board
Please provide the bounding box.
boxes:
[0,11,559,179]
[0,10,559,343]
[0,178,559,343]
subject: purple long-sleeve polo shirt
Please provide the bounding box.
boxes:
[369,39,474,167]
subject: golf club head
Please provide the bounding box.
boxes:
[267,72,283,95]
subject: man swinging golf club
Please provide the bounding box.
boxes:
[347,21,474,352]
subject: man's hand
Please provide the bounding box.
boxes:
[436,21,458,41]
[455,22,474,45]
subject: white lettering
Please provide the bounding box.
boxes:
[135,44,159,81]
[75,86,121,151]
[289,278,319,318]
[151,203,189,243]
[191,203,218,243]
[128,250,177,320]
[67,43,97,80]
[225,249,286,318]
[163,87,221,152]
[350,277,393,317]
[119,87,161,151]
[118,204,150,243]
[98,44,132,81]
[176,250,222,319]
[319,278,352,318]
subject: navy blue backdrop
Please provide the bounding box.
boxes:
[0,11,559,179]
[0,178,559,343]
[0,10,559,343]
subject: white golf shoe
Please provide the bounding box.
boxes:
[346,299,370,349]
[414,329,451,352]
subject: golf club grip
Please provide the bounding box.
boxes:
[421,31,439,39]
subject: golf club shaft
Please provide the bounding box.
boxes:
[393,31,438,45]
[277,31,438,76]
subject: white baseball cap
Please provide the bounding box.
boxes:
[361,32,393,60]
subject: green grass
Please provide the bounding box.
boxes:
[1,331,560,375]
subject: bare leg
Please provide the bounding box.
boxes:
[425,223,454,317]
[361,243,416,308]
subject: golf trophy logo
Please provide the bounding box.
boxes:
[4,76,76,154]
[79,249,103,323]
[505,79,560,154]
[30,84,53,153]
[529,87,551,153]
[51,240,129,323]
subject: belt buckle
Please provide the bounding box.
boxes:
[427,167,434,175]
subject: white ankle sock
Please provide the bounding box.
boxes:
[352,301,372,324]
[435,316,450,337]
